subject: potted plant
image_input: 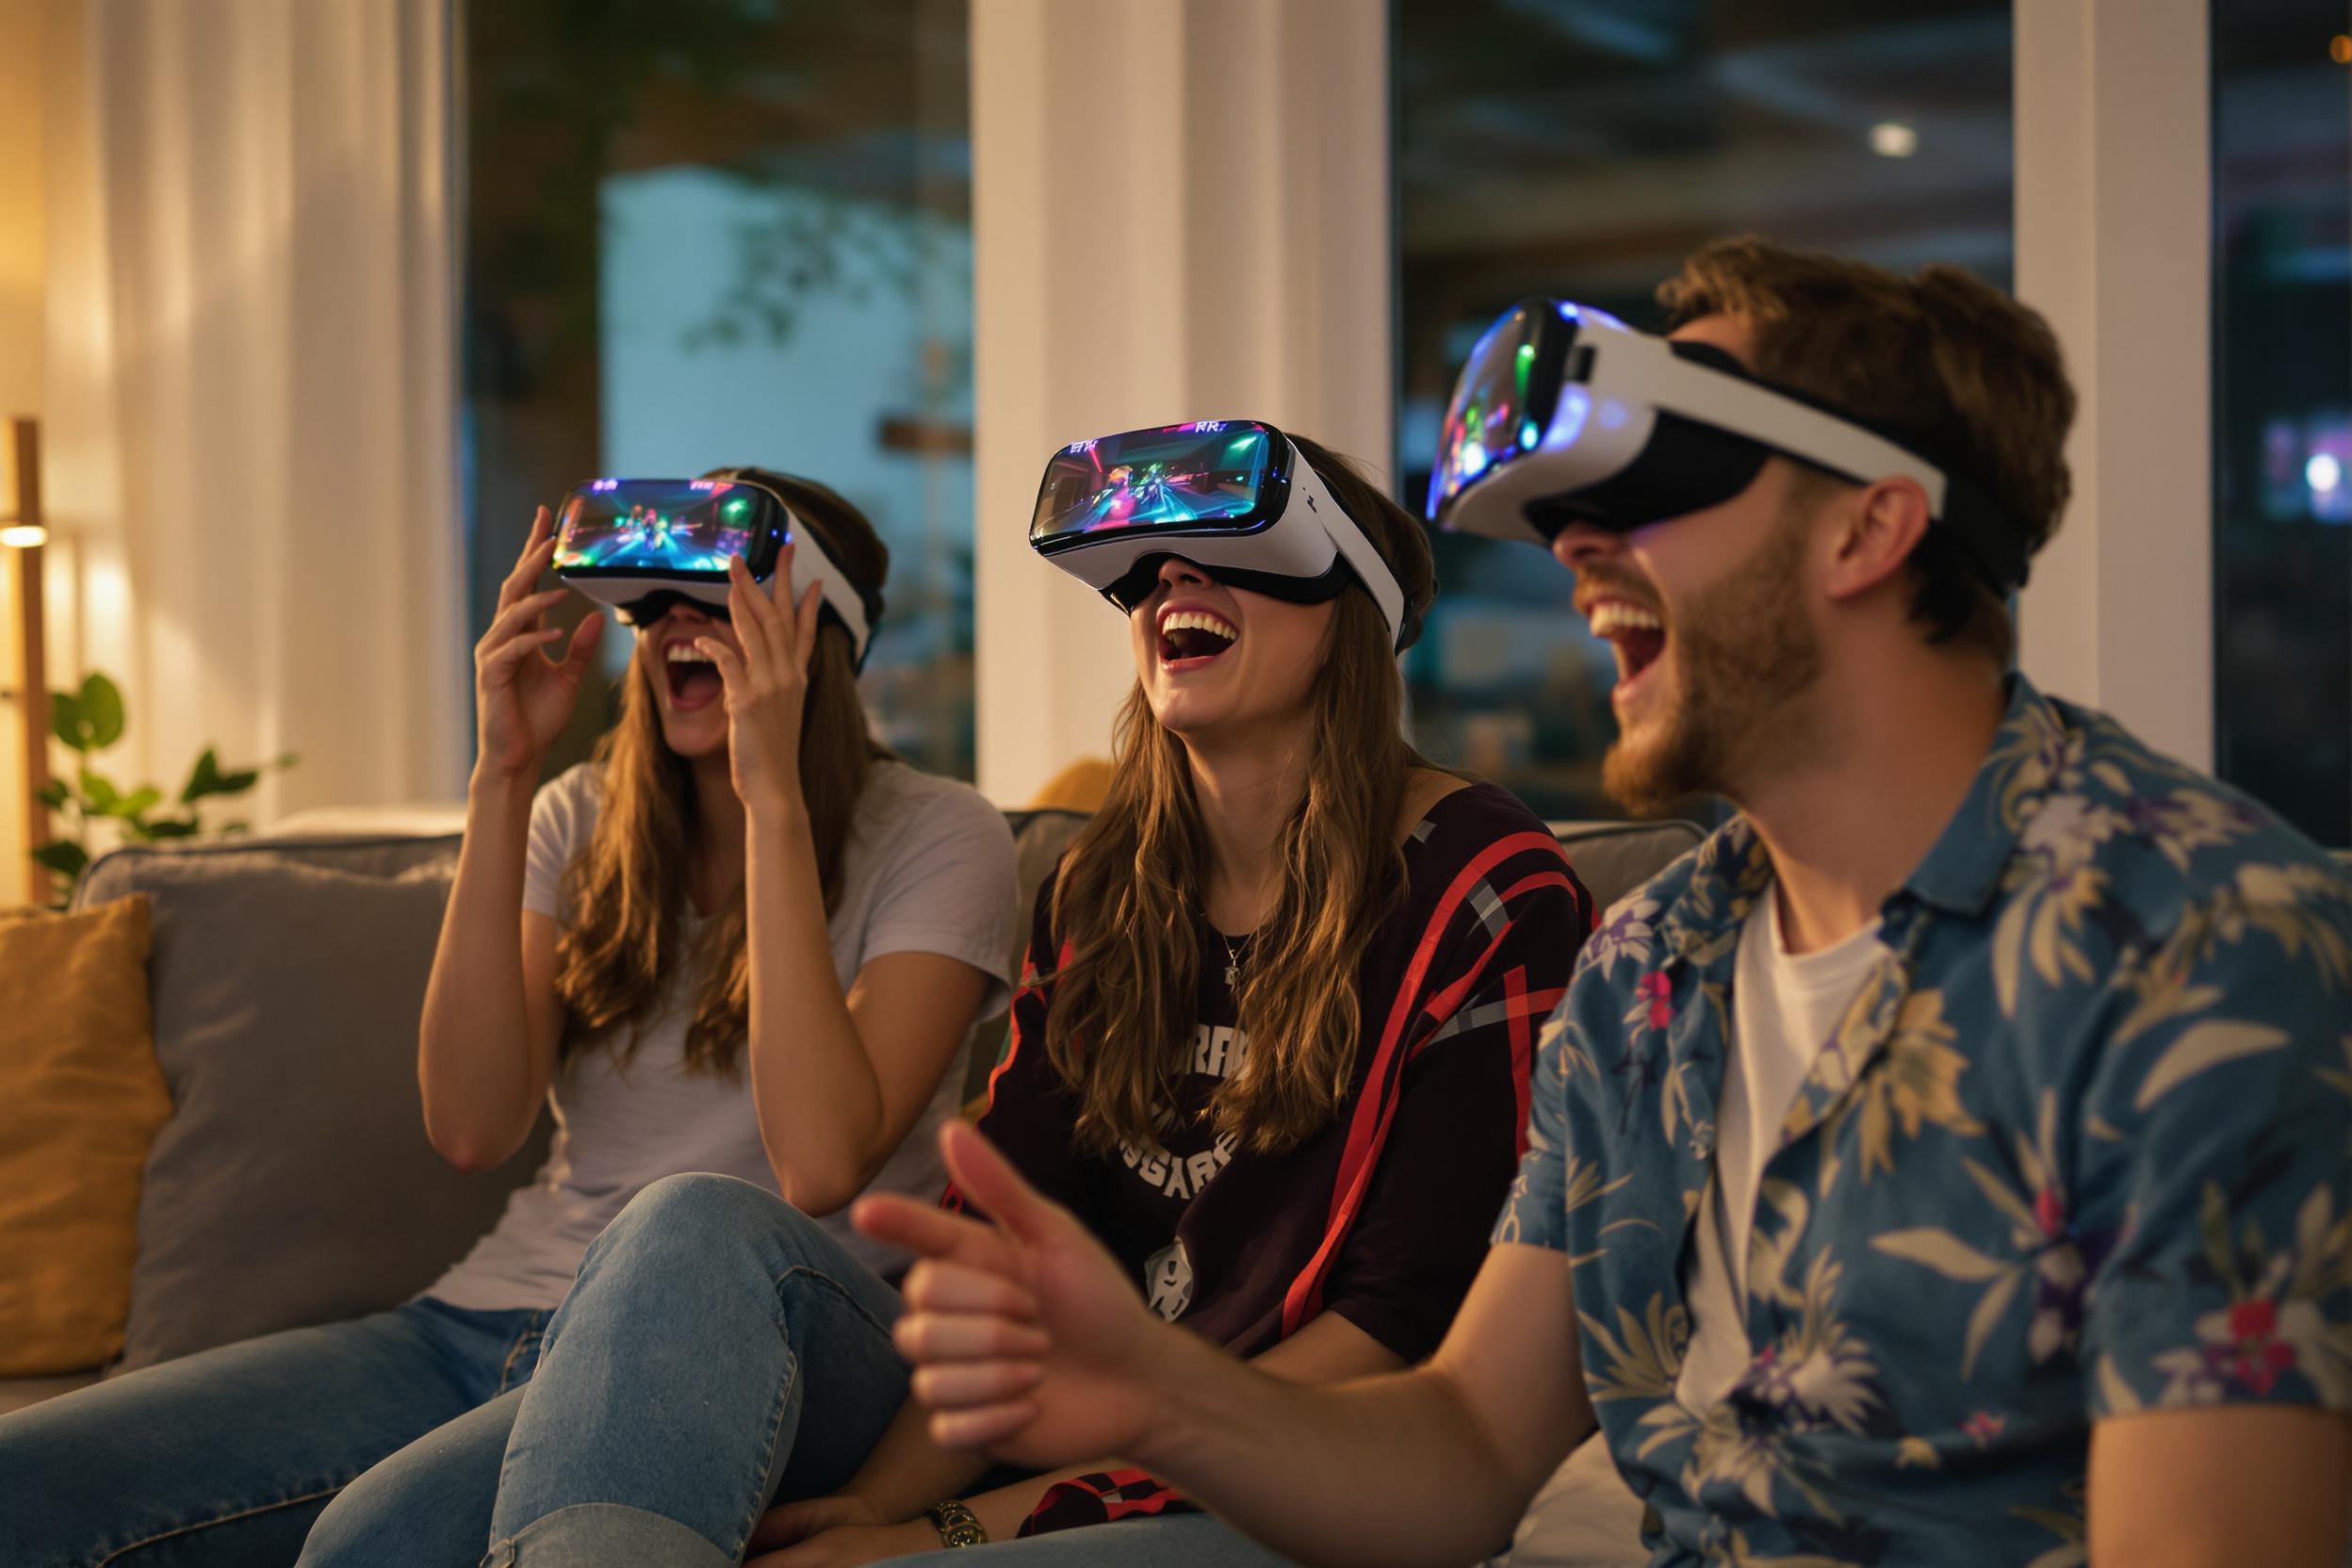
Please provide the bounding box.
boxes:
[32,672,295,906]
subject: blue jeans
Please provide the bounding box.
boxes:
[481,1172,911,1567]
[0,1296,548,1568]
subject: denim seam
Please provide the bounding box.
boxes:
[497,1329,544,1396]
[727,1338,798,1558]
[718,1263,890,1559]
[90,1484,347,1568]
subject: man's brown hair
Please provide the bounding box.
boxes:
[1657,237,2076,663]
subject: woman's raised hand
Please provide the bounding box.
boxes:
[695,548,825,815]
[474,507,605,783]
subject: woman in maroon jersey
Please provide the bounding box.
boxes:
[447,436,1594,1568]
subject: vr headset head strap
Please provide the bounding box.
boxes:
[1601,331,2034,594]
[1282,441,1414,653]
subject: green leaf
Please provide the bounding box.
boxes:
[1870,1228,2009,1282]
[34,779,67,810]
[210,768,261,798]
[180,748,223,805]
[49,690,87,752]
[78,768,122,812]
[271,752,301,771]
[116,786,164,821]
[139,817,201,840]
[77,673,125,750]
[31,840,90,877]
[2134,1020,2289,1110]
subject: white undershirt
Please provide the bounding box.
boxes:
[1674,890,1886,1410]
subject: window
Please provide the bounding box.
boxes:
[1395,1,2014,821]
[464,0,974,777]
[2212,2,2350,846]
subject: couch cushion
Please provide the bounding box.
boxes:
[1550,820,1705,915]
[961,809,1090,1101]
[86,846,551,1372]
[0,897,173,1375]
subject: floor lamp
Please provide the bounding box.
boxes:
[2,416,48,906]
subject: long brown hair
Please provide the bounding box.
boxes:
[1043,436,1441,1157]
[553,470,891,1075]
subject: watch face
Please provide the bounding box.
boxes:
[932,1503,988,1547]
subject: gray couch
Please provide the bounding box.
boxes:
[2,808,1701,1416]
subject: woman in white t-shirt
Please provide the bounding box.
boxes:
[0,471,1019,1568]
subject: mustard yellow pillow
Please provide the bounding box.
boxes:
[0,895,171,1374]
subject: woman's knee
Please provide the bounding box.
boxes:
[579,1173,834,1293]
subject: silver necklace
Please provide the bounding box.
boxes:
[1218,930,1245,989]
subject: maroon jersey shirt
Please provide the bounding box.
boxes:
[956,781,1594,1364]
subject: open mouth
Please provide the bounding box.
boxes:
[1157,608,1239,668]
[664,643,725,710]
[1587,599,1668,698]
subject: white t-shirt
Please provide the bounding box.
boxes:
[428,759,1020,1309]
[1674,890,1886,1410]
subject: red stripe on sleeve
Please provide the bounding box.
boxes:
[983,939,1071,1109]
[1278,830,1568,1335]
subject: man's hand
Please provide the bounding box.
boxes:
[851,1120,1178,1466]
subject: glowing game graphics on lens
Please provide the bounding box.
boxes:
[1037,422,1276,540]
[1427,300,1624,522]
[555,480,759,573]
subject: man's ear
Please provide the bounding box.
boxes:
[1822,478,1933,604]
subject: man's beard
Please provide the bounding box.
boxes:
[1602,513,1822,815]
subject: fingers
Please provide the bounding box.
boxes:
[476,588,570,663]
[694,636,748,700]
[496,509,557,613]
[900,1258,1038,1321]
[727,554,792,672]
[913,1358,1045,1410]
[937,1120,1065,1246]
[558,611,606,679]
[894,1310,1051,1363]
[795,580,823,672]
[929,1402,1038,1451]
[748,1496,855,1552]
[851,1193,1029,1278]
[481,628,566,679]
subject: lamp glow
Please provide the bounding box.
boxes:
[2307,453,2343,495]
[1,524,47,549]
[1870,122,1919,158]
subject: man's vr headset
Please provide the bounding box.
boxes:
[1027,419,1419,652]
[552,472,881,668]
[1425,299,2034,595]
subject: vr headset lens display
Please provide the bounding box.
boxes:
[1030,421,1282,548]
[554,479,778,577]
[551,474,880,667]
[1028,419,1417,650]
[1429,302,1561,521]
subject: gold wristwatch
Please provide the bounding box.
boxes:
[928,1499,988,1548]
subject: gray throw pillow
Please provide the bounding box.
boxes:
[104,852,549,1371]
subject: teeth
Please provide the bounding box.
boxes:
[665,645,715,664]
[1587,601,1664,639]
[1160,610,1238,642]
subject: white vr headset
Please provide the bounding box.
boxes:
[1027,419,1418,652]
[1428,300,2034,595]
[550,470,880,668]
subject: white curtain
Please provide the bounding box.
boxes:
[41,0,467,821]
[969,0,1395,805]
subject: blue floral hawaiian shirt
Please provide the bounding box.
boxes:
[1496,676,2352,1566]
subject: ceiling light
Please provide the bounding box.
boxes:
[1869,122,1919,159]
